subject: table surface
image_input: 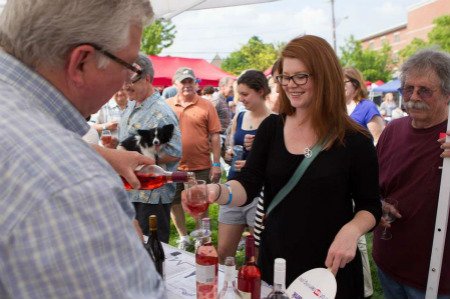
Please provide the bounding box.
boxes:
[161,243,272,298]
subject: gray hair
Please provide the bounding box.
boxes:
[400,48,450,96]
[219,77,234,87]
[0,0,154,69]
[135,53,154,82]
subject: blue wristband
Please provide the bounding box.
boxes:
[224,183,233,205]
[212,162,221,167]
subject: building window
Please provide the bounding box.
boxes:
[394,33,400,43]
[369,41,374,49]
[380,36,387,46]
[393,51,399,64]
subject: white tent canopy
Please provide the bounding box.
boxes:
[152,0,279,19]
[0,1,279,19]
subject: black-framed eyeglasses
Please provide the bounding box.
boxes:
[276,73,312,86]
[399,85,436,100]
[81,43,143,82]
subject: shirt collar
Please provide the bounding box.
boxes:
[0,51,89,136]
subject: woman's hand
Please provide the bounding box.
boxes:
[243,134,255,151]
[224,147,233,162]
[233,160,246,172]
[325,223,360,276]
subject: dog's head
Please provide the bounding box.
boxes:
[137,124,174,148]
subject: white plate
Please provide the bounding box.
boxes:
[286,268,337,299]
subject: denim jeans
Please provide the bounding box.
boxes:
[377,268,450,299]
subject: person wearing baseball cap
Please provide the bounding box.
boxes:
[167,67,222,250]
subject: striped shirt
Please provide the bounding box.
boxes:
[118,92,182,204]
[0,51,166,299]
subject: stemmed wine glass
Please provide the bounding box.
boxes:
[380,198,398,240]
[183,180,210,241]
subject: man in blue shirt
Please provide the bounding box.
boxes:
[118,54,182,242]
[0,1,166,298]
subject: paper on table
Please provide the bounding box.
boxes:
[160,243,272,298]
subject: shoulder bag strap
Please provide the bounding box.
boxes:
[266,142,324,216]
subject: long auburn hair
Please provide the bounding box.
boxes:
[343,67,368,103]
[278,35,365,148]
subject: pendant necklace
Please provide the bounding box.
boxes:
[304,147,312,158]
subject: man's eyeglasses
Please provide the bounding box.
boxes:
[399,85,436,100]
[81,43,143,83]
[276,73,311,86]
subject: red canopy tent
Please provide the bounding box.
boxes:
[149,55,234,87]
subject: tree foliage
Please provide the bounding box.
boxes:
[428,15,450,52]
[340,36,393,82]
[221,36,280,75]
[140,19,176,55]
[398,38,428,61]
[399,15,450,60]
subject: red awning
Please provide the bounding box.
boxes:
[149,55,234,87]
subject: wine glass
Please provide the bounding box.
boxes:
[183,180,209,240]
[380,198,398,240]
[100,129,112,145]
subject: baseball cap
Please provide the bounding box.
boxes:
[131,53,154,83]
[173,67,196,83]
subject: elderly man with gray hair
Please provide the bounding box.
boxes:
[373,48,450,298]
[212,76,234,134]
[105,54,182,243]
[0,1,166,298]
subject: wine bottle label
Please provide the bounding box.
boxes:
[239,290,251,299]
[196,264,216,284]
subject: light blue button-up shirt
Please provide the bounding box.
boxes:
[0,51,166,299]
[119,92,182,204]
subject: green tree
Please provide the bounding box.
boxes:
[399,15,450,60]
[398,38,428,61]
[140,19,176,55]
[221,36,279,75]
[428,15,450,52]
[340,36,393,82]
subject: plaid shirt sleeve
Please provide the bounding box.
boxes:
[2,175,167,299]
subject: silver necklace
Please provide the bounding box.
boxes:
[304,147,312,158]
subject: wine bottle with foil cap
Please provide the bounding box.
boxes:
[237,234,261,299]
[122,164,195,190]
[145,215,165,278]
[266,258,288,299]
[218,256,243,299]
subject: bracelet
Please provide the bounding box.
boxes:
[213,184,222,202]
[212,162,221,167]
[224,183,233,206]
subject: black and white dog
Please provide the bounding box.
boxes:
[118,124,174,161]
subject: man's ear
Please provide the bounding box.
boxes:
[66,45,96,87]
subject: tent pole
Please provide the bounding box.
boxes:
[425,102,450,298]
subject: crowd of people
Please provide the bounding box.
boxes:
[1,1,450,299]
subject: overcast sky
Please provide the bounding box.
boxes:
[160,0,424,61]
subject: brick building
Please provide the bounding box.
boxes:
[360,0,450,62]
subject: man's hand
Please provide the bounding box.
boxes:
[93,145,155,189]
[210,166,221,183]
[101,136,119,149]
[439,130,450,158]
[105,120,119,131]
